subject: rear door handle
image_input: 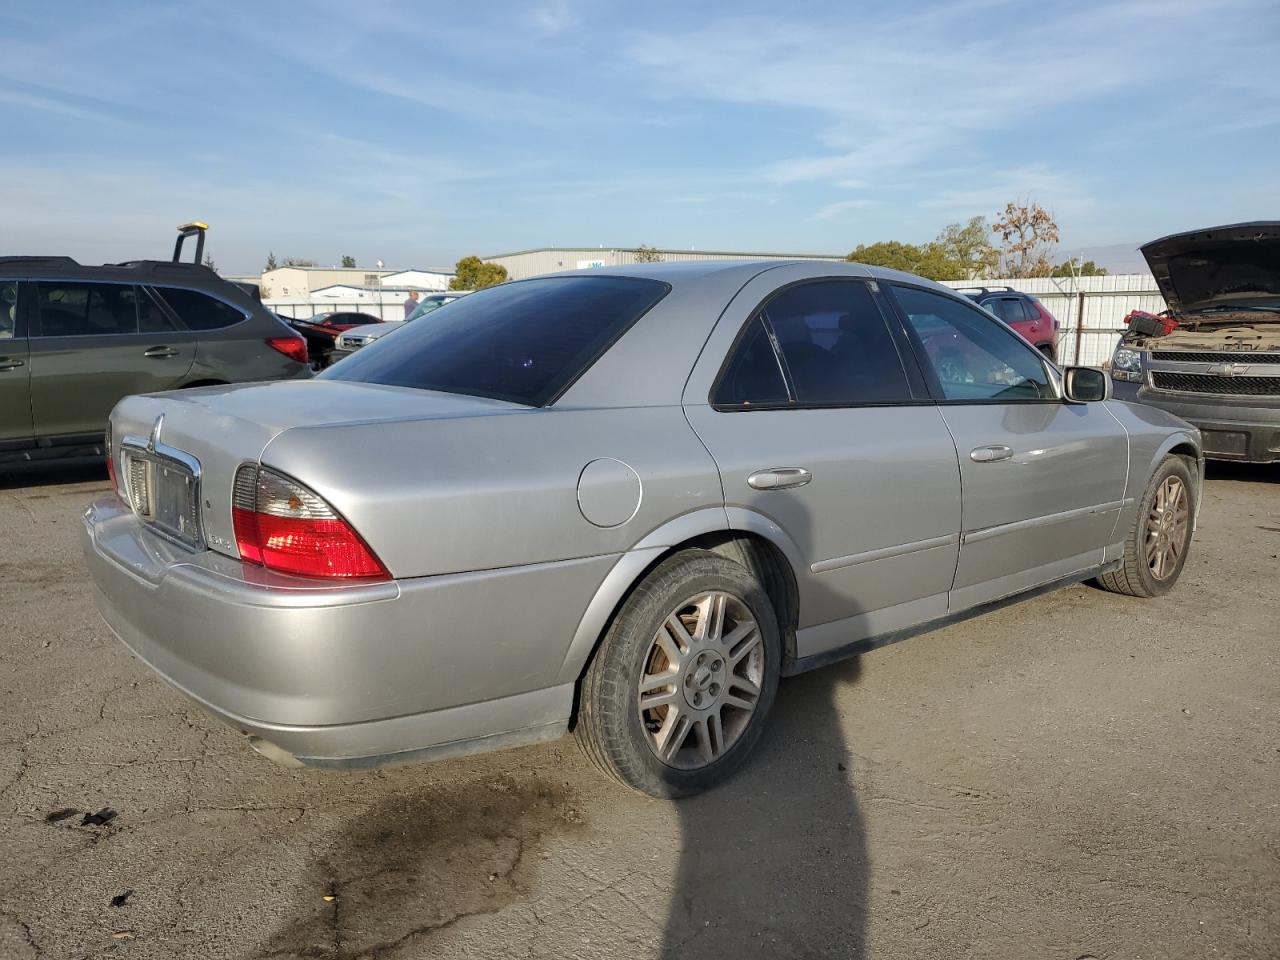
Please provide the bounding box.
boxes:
[747,467,812,490]
[0,358,24,371]
[143,346,180,358]
[970,445,1013,463]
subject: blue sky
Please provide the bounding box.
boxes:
[1,0,1278,275]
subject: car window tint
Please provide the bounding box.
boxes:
[153,287,246,331]
[134,287,176,333]
[763,280,912,405]
[35,282,138,337]
[321,276,670,406]
[0,281,17,339]
[713,317,789,407]
[893,285,1054,401]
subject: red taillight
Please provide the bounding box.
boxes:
[266,336,308,365]
[231,465,389,580]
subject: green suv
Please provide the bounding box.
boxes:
[1,257,310,467]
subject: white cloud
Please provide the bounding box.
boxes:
[530,0,574,35]
[811,198,873,221]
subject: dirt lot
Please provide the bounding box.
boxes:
[0,462,1276,960]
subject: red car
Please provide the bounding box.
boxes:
[957,287,1060,361]
[286,311,384,367]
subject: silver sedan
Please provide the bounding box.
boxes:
[82,261,1203,797]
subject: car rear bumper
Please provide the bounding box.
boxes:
[1114,381,1280,462]
[81,496,613,767]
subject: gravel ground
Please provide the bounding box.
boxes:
[0,461,1276,960]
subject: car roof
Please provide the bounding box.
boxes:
[0,256,269,314]
[536,258,963,296]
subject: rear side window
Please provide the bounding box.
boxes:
[153,287,246,331]
[0,281,18,339]
[34,282,139,337]
[715,318,789,407]
[715,279,913,407]
[321,276,669,406]
[893,285,1054,401]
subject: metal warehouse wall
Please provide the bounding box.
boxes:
[941,274,1164,366]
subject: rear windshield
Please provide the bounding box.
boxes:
[320,276,669,406]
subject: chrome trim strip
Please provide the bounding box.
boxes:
[811,533,957,574]
[962,499,1130,545]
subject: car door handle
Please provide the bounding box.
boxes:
[0,358,23,372]
[143,346,180,358]
[970,445,1013,463]
[747,467,812,490]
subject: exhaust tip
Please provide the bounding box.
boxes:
[247,735,306,769]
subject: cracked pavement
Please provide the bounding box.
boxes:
[0,462,1277,959]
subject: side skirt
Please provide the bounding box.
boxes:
[782,560,1122,677]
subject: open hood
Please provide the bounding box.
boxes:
[1141,222,1280,314]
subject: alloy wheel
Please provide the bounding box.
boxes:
[1146,475,1189,581]
[637,591,764,769]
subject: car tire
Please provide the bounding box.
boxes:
[575,548,781,798]
[1038,343,1056,363]
[1096,455,1195,598]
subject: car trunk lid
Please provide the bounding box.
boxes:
[108,381,527,562]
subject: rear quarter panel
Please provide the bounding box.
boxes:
[259,406,726,579]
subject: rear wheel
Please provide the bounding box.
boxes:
[1038,343,1057,363]
[1096,455,1195,597]
[575,549,781,798]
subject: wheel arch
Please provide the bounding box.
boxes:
[557,509,805,713]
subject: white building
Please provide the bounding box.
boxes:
[484,246,844,281]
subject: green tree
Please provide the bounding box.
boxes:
[633,244,664,263]
[846,240,956,280]
[934,217,999,279]
[264,251,278,272]
[341,254,356,268]
[1051,259,1107,278]
[450,255,508,290]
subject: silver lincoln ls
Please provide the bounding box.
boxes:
[83,260,1203,797]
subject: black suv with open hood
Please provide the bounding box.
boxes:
[1111,222,1280,463]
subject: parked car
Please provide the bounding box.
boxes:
[1110,222,1280,463]
[331,292,471,360]
[83,261,1202,798]
[288,311,384,368]
[957,286,1060,360]
[1,257,308,467]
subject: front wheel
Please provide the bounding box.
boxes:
[575,549,781,798]
[1096,454,1195,597]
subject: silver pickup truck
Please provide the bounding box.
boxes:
[1111,222,1280,463]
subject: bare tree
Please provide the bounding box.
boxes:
[992,201,1060,278]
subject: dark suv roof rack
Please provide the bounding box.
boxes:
[954,285,1018,297]
[0,256,80,267]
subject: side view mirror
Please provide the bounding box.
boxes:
[1063,366,1111,402]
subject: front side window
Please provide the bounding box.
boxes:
[714,279,914,407]
[35,282,138,337]
[153,287,246,331]
[893,285,1054,401]
[322,276,669,406]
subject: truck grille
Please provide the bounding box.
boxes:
[1151,351,1280,364]
[1151,372,1280,396]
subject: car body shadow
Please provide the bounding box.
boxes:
[662,657,868,958]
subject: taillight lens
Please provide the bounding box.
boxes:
[231,464,389,580]
[266,336,308,365]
